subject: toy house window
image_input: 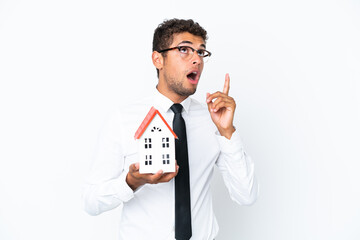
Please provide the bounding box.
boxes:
[162,154,170,164]
[144,138,152,149]
[145,155,152,165]
[162,137,170,148]
[151,126,162,132]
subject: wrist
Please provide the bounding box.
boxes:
[126,172,142,191]
[219,126,236,139]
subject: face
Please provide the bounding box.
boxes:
[155,32,206,102]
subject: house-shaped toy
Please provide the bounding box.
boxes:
[134,107,177,174]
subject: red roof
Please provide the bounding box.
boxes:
[134,107,178,140]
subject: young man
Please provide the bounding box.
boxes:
[83,19,258,240]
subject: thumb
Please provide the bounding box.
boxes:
[130,163,140,173]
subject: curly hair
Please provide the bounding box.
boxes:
[152,19,208,77]
[153,19,208,52]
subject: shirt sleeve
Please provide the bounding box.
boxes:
[82,110,135,216]
[215,129,259,205]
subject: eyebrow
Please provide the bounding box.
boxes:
[177,40,206,49]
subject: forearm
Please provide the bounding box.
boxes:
[83,171,134,216]
[83,110,136,215]
[216,130,259,205]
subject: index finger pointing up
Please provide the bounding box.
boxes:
[223,73,230,95]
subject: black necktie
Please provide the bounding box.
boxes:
[171,104,192,240]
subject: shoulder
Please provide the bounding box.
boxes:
[104,95,155,133]
[117,95,153,118]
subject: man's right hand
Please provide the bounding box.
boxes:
[126,162,179,191]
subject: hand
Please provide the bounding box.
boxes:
[126,162,179,191]
[206,73,236,139]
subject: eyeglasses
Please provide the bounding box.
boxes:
[158,46,212,62]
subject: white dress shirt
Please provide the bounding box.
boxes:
[83,87,259,240]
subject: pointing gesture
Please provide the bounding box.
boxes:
[206,73,236,139]
[223,73,230,95]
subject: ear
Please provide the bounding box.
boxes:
[152,51,164,71]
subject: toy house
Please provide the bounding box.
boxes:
[134,107,177,174]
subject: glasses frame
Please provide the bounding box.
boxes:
[158,46,212,60]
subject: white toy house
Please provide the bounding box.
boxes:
[134,107,177,174]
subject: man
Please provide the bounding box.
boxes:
[83,19,258,240]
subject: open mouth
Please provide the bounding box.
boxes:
[187,71,199,84]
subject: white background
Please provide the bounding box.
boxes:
[1,0,360,239]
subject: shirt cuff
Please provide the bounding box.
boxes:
[113,171,135,202]
[215,128,244,154]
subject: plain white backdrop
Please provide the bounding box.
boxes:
[1,0,360,239]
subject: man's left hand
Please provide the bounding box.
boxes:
[206,73,236,139]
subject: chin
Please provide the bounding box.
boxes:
[176,88,197,97]
[170,82,197,97]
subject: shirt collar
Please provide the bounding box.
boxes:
[153,87,192,114]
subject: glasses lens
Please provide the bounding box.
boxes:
[198,50,211,63]
[197,50,206,57]
[178,46,190,54]
[204,55,210,63]
[177,46,211,63]
[177,46,193,60]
